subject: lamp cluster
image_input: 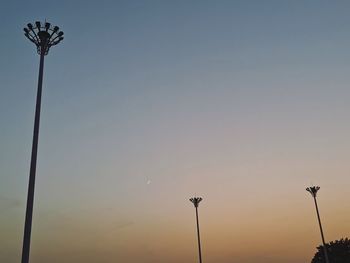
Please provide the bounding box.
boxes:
[306,186,320,198]
[190,197,203,208]
[24,21,64,55]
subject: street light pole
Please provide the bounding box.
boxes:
[306,186,330,263]
[190,197,203,263]
[22,21,64,263]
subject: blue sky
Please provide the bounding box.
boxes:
[1,1,350,262]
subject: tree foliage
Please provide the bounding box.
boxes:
[311,238,350,263]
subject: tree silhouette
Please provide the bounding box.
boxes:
[311,238,350,263]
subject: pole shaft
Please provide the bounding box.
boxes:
[313,197,330,263]
[21,52,45,263]
[195,207,203,263]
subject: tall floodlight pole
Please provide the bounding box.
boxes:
[22,21,64,263]
[190,197,203,263]
[306,186,330,263]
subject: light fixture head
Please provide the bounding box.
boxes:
[190,197,203,208]
[306,186,320,198]
[24,21,64,55]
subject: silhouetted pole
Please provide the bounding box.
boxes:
[190,197,203,263]
[22,21,64,263]
[306,186,330,263]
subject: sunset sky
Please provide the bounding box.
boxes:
[1,1,350,262]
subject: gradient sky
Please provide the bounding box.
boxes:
[1,1,350,262]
